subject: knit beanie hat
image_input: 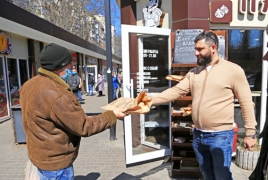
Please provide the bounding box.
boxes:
[40,43,72,71]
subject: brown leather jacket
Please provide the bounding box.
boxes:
[20,68,117,171]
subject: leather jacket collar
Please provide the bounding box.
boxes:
[38,67,71,91]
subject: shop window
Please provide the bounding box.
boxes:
[19,60,28,86]
[0,57,9,118]
[228,30,263,91]
[7,58,19,106]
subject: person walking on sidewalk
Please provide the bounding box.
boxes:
[87,72,95,96]
[96,73,105,97]
[112,72,119,100]
[73,66,83,101]
[68,68,83,101]
[19,43,127,180]
[152,31,257,180]
[117,71,123,98]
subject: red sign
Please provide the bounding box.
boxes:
[210,0,232,23]
[71,53,77,63]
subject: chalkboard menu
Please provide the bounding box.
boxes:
[173,29,203,64]
[217,36,226,60]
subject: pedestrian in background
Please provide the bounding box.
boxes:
[19,43,127,180]
[96,73,105,97]
[72,66,83,101]
[87,72,95,96]
[112,72,119,100]
[117,71,123,98]
[67,68,81,101]
[151,31,257,180]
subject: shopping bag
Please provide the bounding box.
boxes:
[24,160,40,180]
[95,84,99,91]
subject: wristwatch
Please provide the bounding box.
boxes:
[247,134,257,139]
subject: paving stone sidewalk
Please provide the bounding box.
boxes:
[0,89,253,179]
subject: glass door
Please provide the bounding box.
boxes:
[85,65,97,93]
[122,25,171,165]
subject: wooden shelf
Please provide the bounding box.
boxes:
[171,106,192,117]
[176,96,192,101]
[172,156,197,161]
[171,63,197,67]
[172,127,191,132]
[172,111,183,117]
[171,162,203,179]
[172,142,192,147]
[170,62,199,179]
[171,150,196,161]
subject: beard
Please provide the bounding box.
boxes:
[196,51,212,66]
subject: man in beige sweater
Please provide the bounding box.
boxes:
[152,31,257,180]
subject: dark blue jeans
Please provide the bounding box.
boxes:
[38,164,74,180]
[192,129,234,180]
[88,84,93,95]
[113,88,117,100]
[77,88,82,100]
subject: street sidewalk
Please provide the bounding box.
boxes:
[0,89,253,179]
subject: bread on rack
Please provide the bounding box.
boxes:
[166,75,184,81]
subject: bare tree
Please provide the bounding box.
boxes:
[10,0,121,57]
[113,33,121,57]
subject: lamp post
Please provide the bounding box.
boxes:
[105,0,116,141]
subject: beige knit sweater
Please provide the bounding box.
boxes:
[152,59,257,136]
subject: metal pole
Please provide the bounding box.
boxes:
[105,0,116,141]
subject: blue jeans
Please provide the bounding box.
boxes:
[192,129,234,180]
[113,88,117,100]
[38,164,74,180]
[78,88,82,100]
[88,84,93,95]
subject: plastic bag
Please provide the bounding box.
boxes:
[24,160,40,180]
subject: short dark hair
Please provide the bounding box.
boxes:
[194,31,219,50]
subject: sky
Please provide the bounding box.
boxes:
[110,0,121,35]
[87,0,121,36]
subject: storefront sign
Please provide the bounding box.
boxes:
[143,0,165,27]
[0,33,12,55]
[143,49,159,58]
[210,0,267,25]
[239,0,268,15]
[210,0,232,23]
[71,53,77,63]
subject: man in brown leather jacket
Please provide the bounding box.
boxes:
[20,43,126,180]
